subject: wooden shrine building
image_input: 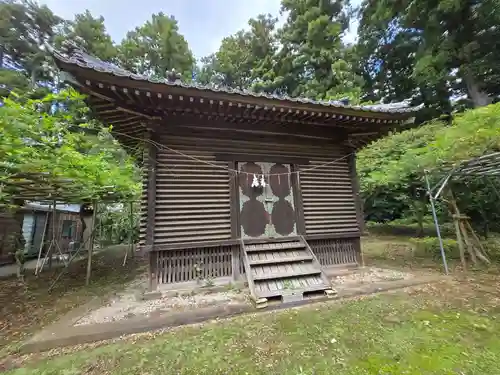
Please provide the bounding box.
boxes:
[50,46,421,305]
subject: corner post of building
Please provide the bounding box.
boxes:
[348,151,364,264]
[145,129,158,291]
[228,161,241,281]
[290,164,306,235]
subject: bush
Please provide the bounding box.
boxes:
[409,237,459,259]
[482,236,500,261]
[366,221,454,237]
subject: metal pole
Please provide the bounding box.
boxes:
[425,172,449,275]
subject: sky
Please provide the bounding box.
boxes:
[39,0,360,61]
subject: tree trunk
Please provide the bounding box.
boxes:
[463,70,492,107]
[414,200,425,237]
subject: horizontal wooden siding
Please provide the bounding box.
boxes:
[155,139,232,244]
[138,145,150,249]
[154,134,358,245]
[298,156,359,235]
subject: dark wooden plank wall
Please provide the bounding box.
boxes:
[155,139,232,244]
[147,132,361,286]
[0,211,20,264]
[298,154,359,235]
[45,211,83,252]
[155,134,359,244]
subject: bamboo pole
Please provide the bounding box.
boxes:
[48,225,97,292]
[48,200,57,270]
[453,215,467,271]
[35,210,50,275]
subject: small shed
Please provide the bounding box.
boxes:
[0,202,93,265]
[50,45,422,304]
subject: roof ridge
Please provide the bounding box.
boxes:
[48,43,422,115]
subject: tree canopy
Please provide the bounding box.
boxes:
[359,103,500,191]
[1,0,500,228]
[0,90,141,207]
[117,13,195,80]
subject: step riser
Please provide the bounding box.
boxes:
[245,243,305,252]
[252,270,321,281]
[242,236,332,306]
[249,256,314,266]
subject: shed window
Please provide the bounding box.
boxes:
[61,220,76,237]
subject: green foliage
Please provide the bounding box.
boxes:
[117,13,195,80]
[0,90,141,206]
[0,0,63,85]
[196,14,279,90]
[366,221,455,238]
[270,0,361,99]
[359,103,500,232]
[54,10,117,61]
[98,203,140,246]
[197,1,364,102]
[357,0,500,110]
[359,103,500,190]
[409,237,459,258]
[0,69,29,97]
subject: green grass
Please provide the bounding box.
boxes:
[5,235,500,374]
[7,276,500,375]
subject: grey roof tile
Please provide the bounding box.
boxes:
[49,45,422,115]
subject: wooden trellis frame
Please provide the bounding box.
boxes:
[1,167,139,285]
[426,152,500,273]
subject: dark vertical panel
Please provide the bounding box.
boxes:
[290,164,306,235]
[146,134,157,290]
[228,161,240,238]
[229,161,241,281]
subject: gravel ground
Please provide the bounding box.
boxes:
[331,267,413,287]
[75,286,248,326]
[75,267,411,326]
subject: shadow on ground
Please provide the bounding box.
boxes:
[0,245,146,358]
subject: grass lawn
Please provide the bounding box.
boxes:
[4,235,500,374]
[6,276,500,375]
[0,245,146,360]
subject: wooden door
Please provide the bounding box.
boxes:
[238,162,297,239]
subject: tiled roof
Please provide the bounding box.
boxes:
[49,44,423,116]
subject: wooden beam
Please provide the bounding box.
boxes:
[215,153,310,165]
[304,232,361,241]
[151,238,241,252]
[167,116,347,140]
[162,127,339,148]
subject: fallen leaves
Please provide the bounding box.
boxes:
[0,248,146,366]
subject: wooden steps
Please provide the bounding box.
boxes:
[241,236,336,308]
